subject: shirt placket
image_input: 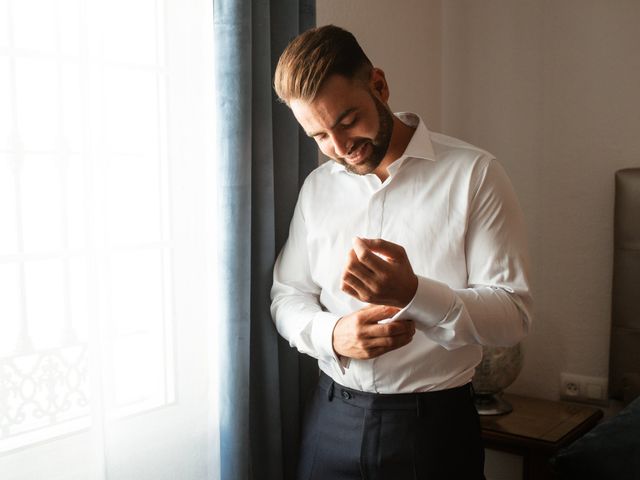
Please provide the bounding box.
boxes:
[361,179,388,392]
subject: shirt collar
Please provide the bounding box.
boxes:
[329,112,437,175]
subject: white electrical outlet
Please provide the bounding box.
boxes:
[560,373,608,405]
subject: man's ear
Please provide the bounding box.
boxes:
[370,67,390,102]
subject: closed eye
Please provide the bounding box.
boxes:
[340,115,357,129]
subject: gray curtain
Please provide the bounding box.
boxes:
[213,1,317,480]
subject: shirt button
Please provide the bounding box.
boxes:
[341,390,351,400]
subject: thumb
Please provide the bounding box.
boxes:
[358,237,404,261]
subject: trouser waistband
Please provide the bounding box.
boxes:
[318,371,474,412]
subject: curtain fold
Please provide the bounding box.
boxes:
[214,1,317,479]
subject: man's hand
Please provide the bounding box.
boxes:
[332,304,416,359]
[341,237,418,308]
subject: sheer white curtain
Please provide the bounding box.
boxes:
[0,0,219,478]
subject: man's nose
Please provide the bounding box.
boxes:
[330,131,351,157]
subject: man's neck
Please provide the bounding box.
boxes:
[373,116,416,182]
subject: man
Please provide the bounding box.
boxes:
[271,25,532,479]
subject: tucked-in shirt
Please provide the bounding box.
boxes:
[271,113,532,393]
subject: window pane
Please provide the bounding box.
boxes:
[102,0,159,65]
[0,0,9,49]
[58,0,81,57]
[109,249,164,336]
[0,263,21,355]
[108,248,173,412]
[68,256,89,343]
[24,259,65,349]
[0,57,11,151]
[65,154,88,251]
[112,333,165,409]
[103,68,160,154]
[106,152,163,244]
[20,154,63,253]
[12,0,56,53]
[61,63,82,153]
[0,154,18,254]
[15,58,58,151]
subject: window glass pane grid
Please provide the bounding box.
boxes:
[0,0,176,455]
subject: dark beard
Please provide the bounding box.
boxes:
[338,94,394,176]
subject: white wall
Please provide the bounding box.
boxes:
[317,0,640,401]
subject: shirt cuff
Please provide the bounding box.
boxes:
[312,311,349,373]
[392,275,456,328]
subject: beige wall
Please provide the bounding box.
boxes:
[317,0,640,400]
[317,0,442,130]
[442,0,640,400]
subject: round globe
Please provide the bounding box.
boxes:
[472,343,524,415]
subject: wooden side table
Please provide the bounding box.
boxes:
[480,394,603,480]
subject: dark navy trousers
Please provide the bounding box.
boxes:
[297,373,485,480]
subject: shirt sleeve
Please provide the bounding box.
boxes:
[393,158,533,349]
[270,191,346,370]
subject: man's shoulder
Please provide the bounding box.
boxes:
[430,131,495,163]
[421,132,499,193]
[297,160,336,199]
[303,158,349,186]
[302,159,333,183]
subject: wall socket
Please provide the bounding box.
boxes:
[560,373,608,405]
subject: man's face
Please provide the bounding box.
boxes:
[290,73,394,176]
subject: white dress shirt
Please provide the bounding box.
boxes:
[271,113,532,393]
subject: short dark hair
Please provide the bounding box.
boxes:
[274,25,373,106]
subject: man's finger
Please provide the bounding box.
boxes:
[344,249,376,284]
[352,237,388,271]
[341,272,370,299]
[358,304,401,323]
[365,320,415,338]
[358,237,406,263]
[365,331,414,350]
[346,248,374,274]
[364,347,388,359]
[341,283,359,299]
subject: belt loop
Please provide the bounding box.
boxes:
[416,396,421,417]
[327,381,335,402]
